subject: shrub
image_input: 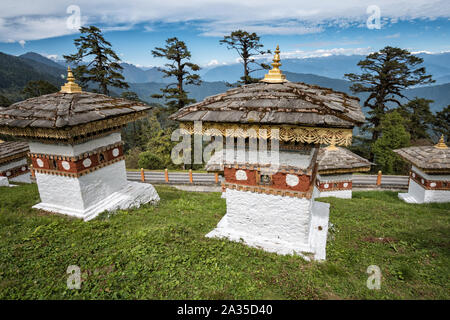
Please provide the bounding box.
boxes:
[138,151,165,169]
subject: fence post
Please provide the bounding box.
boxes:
[165,168,169,183]
[215,172,219,184]
[141,168,145,182]
[189,169,193,184]
[376,170,382,186]
[30,164,35,179]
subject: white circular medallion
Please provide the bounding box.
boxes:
[324,183,329,189]
[21,166,26,172]
[343,182,348,188]
[286,174,299,187]
[430,182,436,187]
[412,173,416,178]
[61,161,71,170]
[36,159,44,168]
[83,158,92,168]
[235,170,247,180]
[6,171,11,176]
[112,148,119,157]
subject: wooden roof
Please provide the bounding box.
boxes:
[317,147,372,174]
[0,141,29,165]
[394,145,450,173]
[170,81,365,128]
[0,92,150,141]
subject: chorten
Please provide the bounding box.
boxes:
[314,142,372,199]
[394,136,450,203]
[0,141,31,185]
[170,46,365,260]
[0,67,159,220]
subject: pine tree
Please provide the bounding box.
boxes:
[372,110,410,174]
[0,95,11,107]
[220,30,271,85]
[398,98,435,143]
[120,91,141,102]
[431,106,449,142]
[64,26,129,95]
[345,47,434,149]
[151,37,201,111]
[22,80,58,98]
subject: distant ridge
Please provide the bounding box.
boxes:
[0,51,449,112]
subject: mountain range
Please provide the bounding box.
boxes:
[0,51,449,113]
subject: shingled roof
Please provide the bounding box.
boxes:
[317,146,372,174]
[394,143,450,173]
[170,81,365,128]
[0,141,29,165]
[0,92,150,142]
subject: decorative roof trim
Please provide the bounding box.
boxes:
[318,166,371,174]
[0,151,29,166]
[180,122,353,146]
[0,111,147,143]
[222,182,313,199]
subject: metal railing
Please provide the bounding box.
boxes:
[128,169,409,189]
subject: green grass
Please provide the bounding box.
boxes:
[0,184,449,299]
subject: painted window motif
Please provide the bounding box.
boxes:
[260,174,272,186]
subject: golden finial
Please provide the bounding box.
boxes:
[435,135,448,149]
[60,66,82,93]
[261,45,287,84]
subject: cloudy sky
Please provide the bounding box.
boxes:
[1,0,450,67]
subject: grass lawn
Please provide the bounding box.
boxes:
[0,184,448,299]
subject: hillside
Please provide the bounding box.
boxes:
[0,52,64,102]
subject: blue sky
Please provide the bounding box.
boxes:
[1,0,449,67]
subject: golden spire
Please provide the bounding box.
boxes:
[261,45,287,84]
[434,135,448,149]
[60,66,82,93]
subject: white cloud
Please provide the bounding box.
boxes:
[385,33,400,39]
[266,47,374,59]
[44,54,58,60]
[206,59,219,66]
[18,39,26,47]
[1,0,450,41]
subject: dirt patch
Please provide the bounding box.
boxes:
[363,236,398,243]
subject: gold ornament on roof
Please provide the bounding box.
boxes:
[434,135,448,149]
[326,136,338,150]
[60,67,82,93]
[261,45,287,84]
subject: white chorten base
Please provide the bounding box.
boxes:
[313,173,352,199]
[399,179,450,203]
[33,181,159,221]
[10,173,32,184]
[313,186,352,199]
[29,133,160,220]
[0,176,9,187]
[0,158,31,184]
[207,188,330,261]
